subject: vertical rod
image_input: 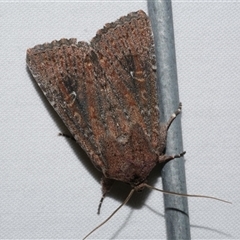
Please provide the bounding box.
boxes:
[147,1,191,239]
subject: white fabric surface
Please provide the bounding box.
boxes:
[1,1,239,239]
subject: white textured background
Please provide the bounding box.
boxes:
[1,1,239,239]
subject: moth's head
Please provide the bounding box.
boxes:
[133,182,146,192]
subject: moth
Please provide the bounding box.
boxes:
[26,10,229,239]
[27,9,184,201]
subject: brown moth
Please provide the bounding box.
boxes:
[27,9,184,202]
[27,10,184,193]
[26,10,229,238]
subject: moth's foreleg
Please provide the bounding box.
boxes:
[98,177,114,214]
[158,102,185,164]
[58,132,76,141]
[165,102,182,130]
[158,151,186,164]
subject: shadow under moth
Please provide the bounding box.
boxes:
[26,10,230,239]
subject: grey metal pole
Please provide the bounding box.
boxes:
[147,1,191,240]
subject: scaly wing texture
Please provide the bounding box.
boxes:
[26,10,161,182]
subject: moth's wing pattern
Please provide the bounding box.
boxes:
[91,10,160,150]
[27,39,105,171]
[26,10,161,181]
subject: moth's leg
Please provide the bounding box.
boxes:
[158,103,185,163]
[58,133,76,141]
[97,176,114,214]
[159,151,186,164]
[165,102,182,130]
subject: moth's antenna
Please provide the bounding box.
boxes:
[143,183,232,204]
[84,183,231,239]
[83,188,135,240]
